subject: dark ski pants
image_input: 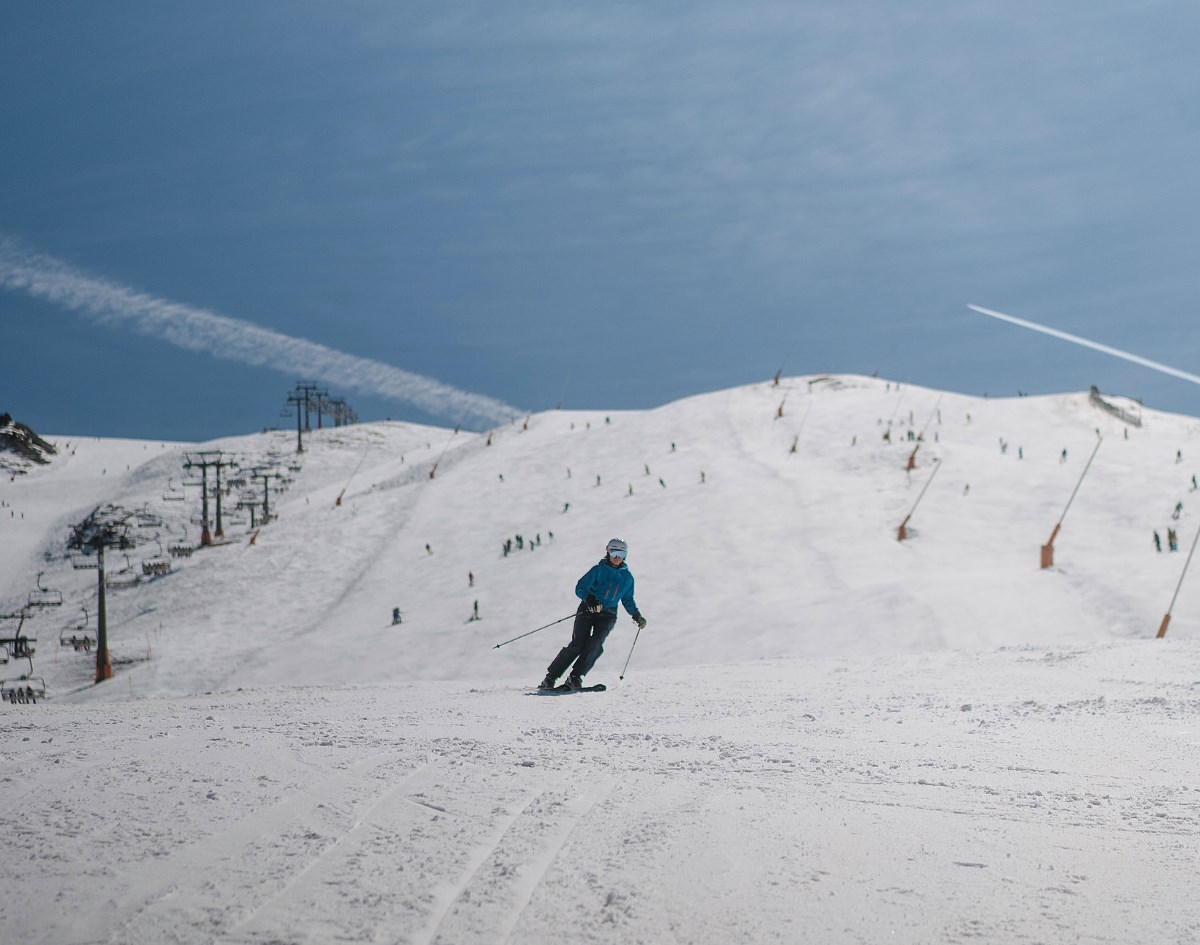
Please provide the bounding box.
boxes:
[547,606,617,680]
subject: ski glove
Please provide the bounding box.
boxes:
[634,614,647,630]
[585,595,603,613]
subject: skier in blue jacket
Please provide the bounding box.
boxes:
[540,538,647,690]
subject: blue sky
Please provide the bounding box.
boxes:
[4,1,1200,439]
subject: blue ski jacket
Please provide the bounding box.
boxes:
[576,558,640,617]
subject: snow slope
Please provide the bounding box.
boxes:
[2,375,1198,944]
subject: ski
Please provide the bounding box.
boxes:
[530,682,607,695]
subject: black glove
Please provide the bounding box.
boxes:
[633,613,647,630]
[585,595,603,613]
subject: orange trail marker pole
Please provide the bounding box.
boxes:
[1157,520,1200,638]
[897,459,941,541]
[1041,437,1101,569]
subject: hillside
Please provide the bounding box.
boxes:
[1,375,1198,945]
[3,374,1197,702]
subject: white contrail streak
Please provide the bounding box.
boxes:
[0,239,522,427]
[966,304,1200,387]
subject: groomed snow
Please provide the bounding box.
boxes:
[2,375,1198,944]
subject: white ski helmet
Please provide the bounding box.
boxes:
[606,538,628,558]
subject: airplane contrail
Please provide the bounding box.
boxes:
[0,238,522,428]
[966,304,1200,387]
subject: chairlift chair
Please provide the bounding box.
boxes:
[162,478,186,502]
[71,552,99,570]
[27,572,63,607]
[1,675,47,704]
[0,632,36,672]
[167,527,195,558]
[105,555,141,589]
[136,511,163,528]
[141,539,172,578]
[60,625,96,652]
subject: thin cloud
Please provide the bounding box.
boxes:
[0,239,521,428]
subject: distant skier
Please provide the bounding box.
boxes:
[1154,530,1162,553]
[539,538,647,691]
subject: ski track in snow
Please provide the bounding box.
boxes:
[3,653,1200,944]
[3,375,1200,943]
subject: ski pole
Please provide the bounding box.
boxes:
[492,612,577,649]
[619,626,642,680]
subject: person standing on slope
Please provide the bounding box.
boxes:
[539,538,647,690]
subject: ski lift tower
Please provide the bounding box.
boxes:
[250,466,287,523]
[309,388,333,429]
[286,389,306,453]
[292,381,324,433]
[67,504,135,683]
[183,451,239,544]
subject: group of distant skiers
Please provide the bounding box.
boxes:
[502,532,551,557]
[1155,495,1190,553]
[1155,528,1180,553]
